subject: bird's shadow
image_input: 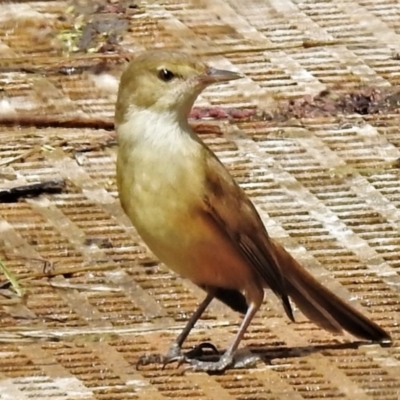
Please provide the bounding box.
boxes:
[188,339,391,371]
[255,340,383,361]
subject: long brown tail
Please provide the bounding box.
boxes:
[272,240,391,342]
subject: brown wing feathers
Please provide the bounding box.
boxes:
[202,147,390,342]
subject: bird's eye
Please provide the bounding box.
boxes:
[158,68,175,82]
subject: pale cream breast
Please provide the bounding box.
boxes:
[117,109,205,268]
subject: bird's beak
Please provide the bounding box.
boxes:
[198,67,244,85]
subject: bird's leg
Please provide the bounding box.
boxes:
[185,288,263,372]
[137,290,216,369]
[163,290,217,363]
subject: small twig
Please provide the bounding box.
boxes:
[3,254,55,273]
[16,264,114,281]
[47,281,122,292]
[0,114,227,135]
[0,179,65,203]
[0,149,36,167]
[0,320,233,342]
[0,115,115,131]
[0,258,23,297]
[72,135,117,153]
[0,52,131,75]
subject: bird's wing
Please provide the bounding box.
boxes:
[201,147,294,320]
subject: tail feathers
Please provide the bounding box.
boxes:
[273,241,391,342]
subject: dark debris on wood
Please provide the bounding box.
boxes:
[0,179,66,203]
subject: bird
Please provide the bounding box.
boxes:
[115,50,391,372]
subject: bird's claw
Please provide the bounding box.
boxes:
[136,341,220,370]
[136,342,182,369]
[136,353,166,369]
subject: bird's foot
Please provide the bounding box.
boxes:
[136,341,219,370]
[184,348,260,373]
[184,351,234,373]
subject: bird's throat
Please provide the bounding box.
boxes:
[116,108,205,220]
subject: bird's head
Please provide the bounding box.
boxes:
[115,50,242,125]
